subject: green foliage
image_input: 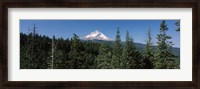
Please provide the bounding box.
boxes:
[20,33,51,69]
[175,20,180,31]
[96,44,112,69]
[68,34,83,69]
[143,28,154,69]
[122,31,144,69]
[111,28,123,68]
[82,41,100,68]
[20,23,179,69]
[154,20,178,69]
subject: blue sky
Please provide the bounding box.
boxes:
[20,20,180,48]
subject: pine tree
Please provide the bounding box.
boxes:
[82,41,100,69]
[128,37,143,69]
[122,31,131,68]
[53,50,64,69]
[62,38,72,69]
[96,44,112,69]
[20,33,33,68]
[155,20,177,69]
[69,34,82,69]
[111,27,123,68]
[51,37,66,69]
[122,31,143,69]
[143,28,154,69]
[175,20,180,31]
[47,35,56,69]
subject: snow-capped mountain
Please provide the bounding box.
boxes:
[83,30,112,41]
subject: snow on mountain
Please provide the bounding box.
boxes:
[83,30,112,41]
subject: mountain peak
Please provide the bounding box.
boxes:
[94,30,100,33]
[83,30,112,41]
[90,30,101,35]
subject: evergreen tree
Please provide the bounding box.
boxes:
[175,20,180,31]
[122,31,131,68]
[155,20,177,69]
[62,38,72,69]
[111,28,123,68]
[82,41,100,68]
[122,31,143,69]
[96,44,112,69]
[20,33,33,68]
[143,28,154,69]
[51,38,66,69]
[47,35,56,69]
[20,24,179,69]
[128,37,144,69]
[53,50,64,69]
[69,34,82,69]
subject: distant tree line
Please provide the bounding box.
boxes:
[20,20,180,69]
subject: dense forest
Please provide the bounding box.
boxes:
[20,20,180,69]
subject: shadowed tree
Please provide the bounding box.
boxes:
[154,20,177,69]
[96,44,112,69]
[122,31,144,69]
[175,20,180,31]
[111,27,123,68]
[143,28,154,69]
[68,34,83,69]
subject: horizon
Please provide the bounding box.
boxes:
[20,20,180,48]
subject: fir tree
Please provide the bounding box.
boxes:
[122,31,143,69]
[175,20,180,31]
[122,31,131,68]
[155,20,177,69]
[20,33,34,68]
[111,27,123,68]
[69,34,82,69]
[96,44,112,69]
[128,37,144,69]
[143,28,154,69]
[53,50,64,69]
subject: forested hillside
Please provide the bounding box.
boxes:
[84,40,180,57]
[20,20,180,69]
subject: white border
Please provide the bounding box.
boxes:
[8,8,192,81]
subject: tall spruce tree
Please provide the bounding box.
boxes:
[111,27,123,68]
[122,31,131,68]
[96,44,112,69]
[52,38,65,69]
[69,34,82,69]
[128,37,144,69]
[47,35,56,69]
[155,20,177,69]
[175,20,180,31]
[53,50,64,68]
[143,28,154,69]
[122,31,143,69]
[20,33,33,69]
